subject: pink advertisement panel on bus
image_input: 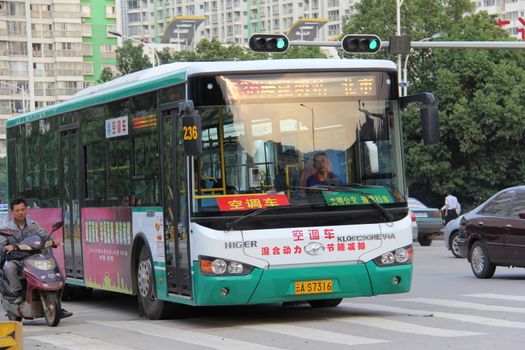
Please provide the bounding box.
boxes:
[27,208,65,274]
[81,207,133,294]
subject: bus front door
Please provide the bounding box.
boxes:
[60,128,83,279]
[160,107,192,297]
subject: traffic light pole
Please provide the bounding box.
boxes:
[290,40,525,49]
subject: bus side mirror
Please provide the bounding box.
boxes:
[400,93,440,145]
[421,105,439,145]
[180,100,202,157]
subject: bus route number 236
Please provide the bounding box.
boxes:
[183,125,198,141]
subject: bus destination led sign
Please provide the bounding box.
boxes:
[220,74,377,102]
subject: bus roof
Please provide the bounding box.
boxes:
[7,58,397,128]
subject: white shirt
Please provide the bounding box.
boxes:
[445,194,459,210]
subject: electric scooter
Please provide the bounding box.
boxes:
[0,221,65,326]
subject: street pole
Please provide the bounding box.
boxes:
[402,33,445,97]
[396,0,404,96]
[402,54,410,97]
[108,30,160,67]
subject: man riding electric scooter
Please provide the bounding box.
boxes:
[0,197,72,318]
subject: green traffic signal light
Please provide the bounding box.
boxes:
[249,34,289,53]
[369,39,379,50]
[341,34,382,54]
[276,38,286,49]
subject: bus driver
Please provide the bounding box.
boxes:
[306,153,342,187]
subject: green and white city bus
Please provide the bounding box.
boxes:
[6,58,439,319]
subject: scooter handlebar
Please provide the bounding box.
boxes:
[44,240,58,249]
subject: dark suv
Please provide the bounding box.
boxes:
[458,185,525,278]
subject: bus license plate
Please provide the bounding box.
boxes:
[294,280,333,295]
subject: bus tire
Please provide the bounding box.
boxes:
[137,245,166,319]
[308,298,342,308]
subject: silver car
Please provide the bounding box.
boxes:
[444,202,484,258]
[444,216,463,258]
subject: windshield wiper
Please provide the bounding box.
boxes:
[225,205,284,231]
[225,201,329,231]
[289,185,394,223]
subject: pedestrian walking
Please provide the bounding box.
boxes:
[441,192,460,224]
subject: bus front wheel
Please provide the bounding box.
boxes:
[137,245,167,319]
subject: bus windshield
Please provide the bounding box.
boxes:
[192,71,404,215]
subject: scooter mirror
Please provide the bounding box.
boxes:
[51,221,63,231]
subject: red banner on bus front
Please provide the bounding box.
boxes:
[216,194,289,211]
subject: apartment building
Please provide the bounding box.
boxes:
[476,0,525,39]
[0,0,119,156]
[120,0,359,48]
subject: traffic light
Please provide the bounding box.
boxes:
[249,34,289,53]
[341,34,381,54]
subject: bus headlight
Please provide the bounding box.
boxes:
[211,259,227,274]
[199,256,254,276]
[394,247,409,263]
[374,245,413,266]
[227,261,244,274]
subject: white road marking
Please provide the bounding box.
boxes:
[336,316,483,337]
[465,293,525,302]
[28,334,130,350]
[342,302,525,329]
[399,297,525,314]
[242,323,387,346]
[90,320,286,350]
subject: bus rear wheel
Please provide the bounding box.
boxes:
[308,298,342,308]
[137,245,167,320]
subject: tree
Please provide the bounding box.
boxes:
[115,39,152,75]
[98,67,114,83]
[344,0,525,208]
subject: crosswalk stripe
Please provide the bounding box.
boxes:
[241,323,387,346]
[89,320,286,350]
[335,316,483,337]
[342,302,525,329]
[398,297,525,314]
[465,293,525,302]
[28,334,130,350]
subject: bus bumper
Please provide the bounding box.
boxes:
[192,262,412,306]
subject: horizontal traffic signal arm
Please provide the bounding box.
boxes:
[288,39,525,51]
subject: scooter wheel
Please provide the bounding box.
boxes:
[41,292,61,327]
